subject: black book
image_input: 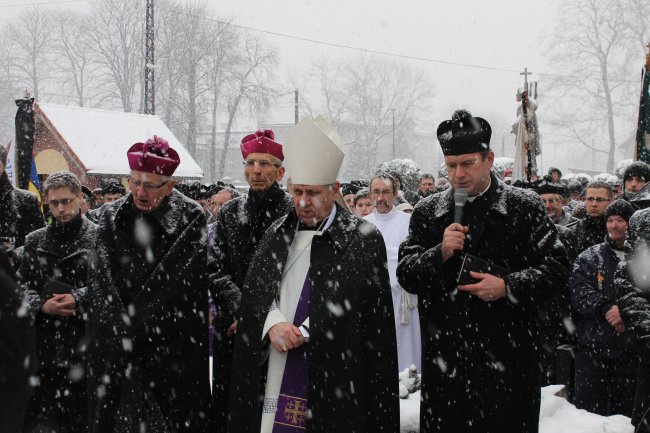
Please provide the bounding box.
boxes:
[457,253,509,285]
[41,278,75,299]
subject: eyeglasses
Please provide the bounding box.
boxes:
[127,178,168,191]
[48,197,77,207]
[243,159,280,169]
[585,197,611,203]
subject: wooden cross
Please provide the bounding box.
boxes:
[646,42,650,69]
[520,67,533,92]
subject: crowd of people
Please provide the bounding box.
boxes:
[1,110,650,433]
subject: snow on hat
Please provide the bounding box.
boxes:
[548,167,563,178]
[284,116,345,185]
[127,135,180,176]
[437,109,492,156]
[240,129,284,161]
[535,181,568,197]
[342,180,368,196]
[623,161,650,183]
[604,199,635,223]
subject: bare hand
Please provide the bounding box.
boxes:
[441,223,469,263]
[606,305,625,332]
[41,293,76,316]
[268,322,305,353]
[227,320,238,337]
[457,271,506,302]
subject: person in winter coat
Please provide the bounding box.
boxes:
[397,109,570,433]
[570,199,638,416]
[0,145,45,265]
[85,136,210,433]
[17,171,97,433]
[571,180,613,255]
[228,117,399,433]
[0,248,36,433]
[616,207,650,433]
[208,129,293,431]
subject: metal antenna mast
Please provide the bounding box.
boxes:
[144,0,155,114]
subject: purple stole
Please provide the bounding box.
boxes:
[272,274,311,432]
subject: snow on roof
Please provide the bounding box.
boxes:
[37,102,203,178]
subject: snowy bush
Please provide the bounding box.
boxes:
[375,159,421,191]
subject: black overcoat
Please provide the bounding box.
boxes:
[86,190,210,433]
[397,175,570,433]
[0,174,44,258]
[209,182,293,430]
[18,214,97,368]
[228,205,399,433]
[616,208,650,431]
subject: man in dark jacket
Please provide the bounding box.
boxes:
[17,171,97,433]
[570,199,637,416]
[617,207,650,432]
[397,109,569,433]
[209,129,293,430]
[228,117,398,433]
[85,136,210,433]
[0,145,45,265]
[622,161,649,200]
[0,248,36,433]
[572,180,613,255]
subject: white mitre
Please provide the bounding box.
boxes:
[284,116,345,185]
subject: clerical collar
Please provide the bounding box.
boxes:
[295,205,337,233]
[466,179,491,203]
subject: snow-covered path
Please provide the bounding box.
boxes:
[399,385,634,433]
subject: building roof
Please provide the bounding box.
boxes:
[36,102,203,178]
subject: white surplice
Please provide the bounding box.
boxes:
[365,208,421,371]
[259,207,336,433]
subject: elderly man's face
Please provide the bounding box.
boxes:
[128,170,175,213]
[243,152,285,193]
[343,194,355,210]
[290,182,339,226]
[445,151,493,196]
[540,193,564,220]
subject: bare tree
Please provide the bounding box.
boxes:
[545,0,639,172]
[87,0,144,112]
[51,11,103,107]
[217,34,277,177]
[2,7,55,100]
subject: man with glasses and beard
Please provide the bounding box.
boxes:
[398,109,569,433]
[208,129,293,431]
[85,136,210,433]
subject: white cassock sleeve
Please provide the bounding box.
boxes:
[262,299,287,341]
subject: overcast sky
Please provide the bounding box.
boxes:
[1,0,586,171]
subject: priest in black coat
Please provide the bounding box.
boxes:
[85,136,210,433]
[228,117,399,433]
[397,110,570,433]
[208,130,292,431]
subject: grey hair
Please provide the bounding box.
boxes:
[43,171,81,195]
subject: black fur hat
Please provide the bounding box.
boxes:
[437,109,492,156]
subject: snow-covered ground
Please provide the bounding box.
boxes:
[399,385,634,433]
